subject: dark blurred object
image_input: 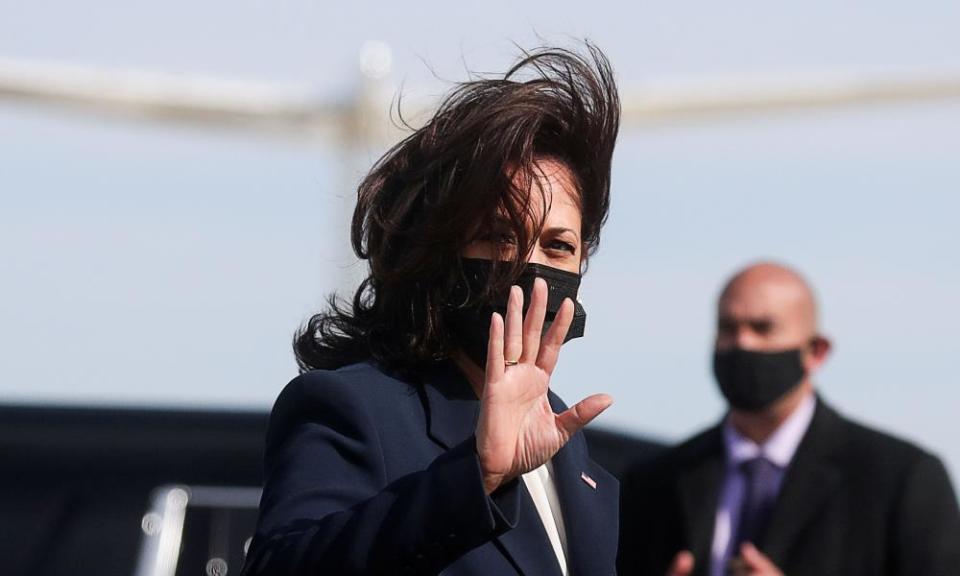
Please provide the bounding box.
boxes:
[0,404,266,576]
[0,403,663,576]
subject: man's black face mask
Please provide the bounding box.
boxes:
[447,258,586,368]
[713,347,807,412]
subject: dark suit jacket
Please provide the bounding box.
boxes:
[618,397,960,576]
[242,360,619,576]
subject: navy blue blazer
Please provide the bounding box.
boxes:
[242,360,619,576]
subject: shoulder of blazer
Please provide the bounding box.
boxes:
[814,396,947,479]
[671,424,724,465]
[265,363,425,451]
[653,424,723,477]
[621,423,723,499]
[274,362,419,408]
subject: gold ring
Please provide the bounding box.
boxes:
[504,359,519,367]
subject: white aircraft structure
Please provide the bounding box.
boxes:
[2,42,958,291]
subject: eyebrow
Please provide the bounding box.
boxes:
[544,226,581,243]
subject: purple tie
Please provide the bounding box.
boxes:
[734,456,782,549]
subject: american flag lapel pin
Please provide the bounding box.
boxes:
[580,471,597,490]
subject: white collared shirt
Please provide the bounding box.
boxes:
[522,460,569,575]
[709,393,816,576]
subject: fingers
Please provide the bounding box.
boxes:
[536,297,574,375]
[666,551,695,576]
[484,312,505,382]
[519,278,548,363]
[503,286,523,364]
[739,543,782,575]
[555,393,613,439]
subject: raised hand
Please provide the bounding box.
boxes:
[475,277,613,494]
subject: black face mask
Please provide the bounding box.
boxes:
[447,258,586,368]
[713,347,806,412]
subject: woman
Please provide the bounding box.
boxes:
[242,44,621,576]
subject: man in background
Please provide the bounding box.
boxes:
[618,262,960,576]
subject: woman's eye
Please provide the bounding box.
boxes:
[546,240,577,254]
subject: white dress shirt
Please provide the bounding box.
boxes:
[709,394,816,576]
[522,460,569,575]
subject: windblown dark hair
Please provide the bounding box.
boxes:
[294,43,620,374]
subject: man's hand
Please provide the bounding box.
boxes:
[727,543,784,576]
[475,278,613,494]
[666,550,695,576]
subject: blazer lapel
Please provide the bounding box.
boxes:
[547,392,619,576]
[495,481,564,576]
[676,427,724,572]
[762,398,844,565]
[419,360,481,450]
[420,362,561,575]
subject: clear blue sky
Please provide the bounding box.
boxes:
[1,1,959,484]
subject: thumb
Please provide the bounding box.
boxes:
[555,393,613,438]
[666,550,695,576]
